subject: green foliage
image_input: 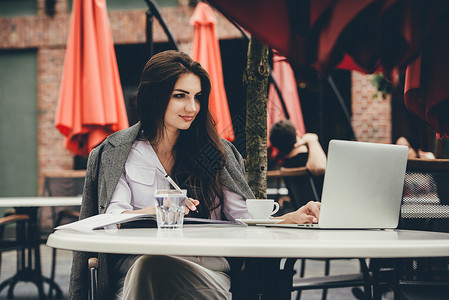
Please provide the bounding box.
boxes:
[371,73,392,100]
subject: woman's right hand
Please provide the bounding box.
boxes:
[121,198,199,215]
[185,198,200,215]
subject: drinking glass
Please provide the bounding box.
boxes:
[154,189,187,229]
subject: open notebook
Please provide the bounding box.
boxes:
[55,213,245,231]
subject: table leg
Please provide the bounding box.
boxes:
[0,243,46,300]
[230,258,295,300]
[371,258,398,300]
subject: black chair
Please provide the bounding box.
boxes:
[41,169,85,297]
[280,166,323,209]
[88,257,98,300]
[267,169,291,214]
[371,158,449,300]
[288,258,372,300]
[0,214,32,298]
[279,166,372,300]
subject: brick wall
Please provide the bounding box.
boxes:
[351,71,392,143]
[37,48,73,172]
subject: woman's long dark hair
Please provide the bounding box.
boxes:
[136,50,226,219]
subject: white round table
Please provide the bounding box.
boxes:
[47,226,449,258]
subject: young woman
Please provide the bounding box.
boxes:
[69,50,320,300]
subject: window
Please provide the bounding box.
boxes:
[0,50,38,196]
[0,0,36,17]
[68,0,178,12]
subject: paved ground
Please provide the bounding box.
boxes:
[0,244,394,300]
[0,245,71,300]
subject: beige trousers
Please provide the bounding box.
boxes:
[122,255,231,300]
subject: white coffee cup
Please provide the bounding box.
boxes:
[246,199,280,219]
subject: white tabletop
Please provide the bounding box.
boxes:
[47,226,449,259]
[0,196,82,207]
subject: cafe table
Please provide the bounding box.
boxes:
[47,225,449,299]
[0,196,82,300]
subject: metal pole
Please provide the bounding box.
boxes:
[318,75,325,141]
[327,76,357,140]
[146,9,154,59]
[144,0,180,51]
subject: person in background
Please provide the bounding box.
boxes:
[396,134,437,201]
[396,134,435,159]
[269,119,327,175]
[69,51,321,300]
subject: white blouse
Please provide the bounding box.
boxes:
[106,140,250,220]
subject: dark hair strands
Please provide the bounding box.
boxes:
[269,119,297,155]
[136,50,225,219]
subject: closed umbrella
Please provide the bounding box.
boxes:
[190,2,235,141]
[268,51,306,141]
[55,0,129,157]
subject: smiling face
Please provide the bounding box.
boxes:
[163,73,202,136]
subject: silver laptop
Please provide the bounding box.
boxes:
[269,140,408,229]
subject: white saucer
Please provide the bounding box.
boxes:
[237,218,284,225]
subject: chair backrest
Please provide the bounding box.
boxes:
[280,166,324,209]
[0,214,30,247]
[40,170,86,229]
[399,158,449,233]
[42,170,86,197]
[397,158,449,282]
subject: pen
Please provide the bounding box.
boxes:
[164,174,199,214]
[164,174,182,191]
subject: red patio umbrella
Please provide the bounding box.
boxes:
[207,0,381,74]
[268,51,306,140]
[55,0,129,157]
[404,14,449,139]
[208,0,449,138]
[268,52,306,159]
[190,2,235,142]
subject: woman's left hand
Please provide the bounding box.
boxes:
[276,201,321,224]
